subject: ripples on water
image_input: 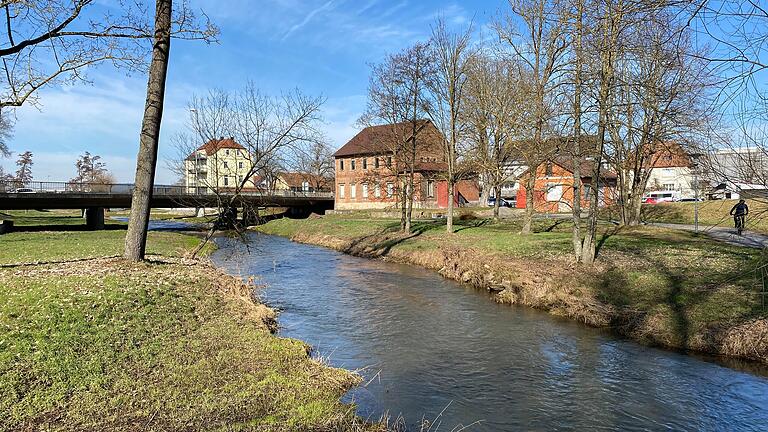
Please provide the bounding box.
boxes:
[212,233,768,431]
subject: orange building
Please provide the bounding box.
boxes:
[334,120,479,210]
[516,158,617,213]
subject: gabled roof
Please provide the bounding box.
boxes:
[278,172,332,189]
[194,138,245,156]
[551,156,618,180]
[334,120,443,157]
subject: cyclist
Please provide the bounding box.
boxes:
[730,199,749,234]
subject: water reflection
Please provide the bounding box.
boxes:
[212,233,768,431]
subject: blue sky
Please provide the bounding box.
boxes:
[1,0,504,183]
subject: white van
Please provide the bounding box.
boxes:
[643,191,679,203]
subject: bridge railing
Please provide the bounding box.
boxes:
[0,180,334,199]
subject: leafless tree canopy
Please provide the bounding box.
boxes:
[0,0,218,108]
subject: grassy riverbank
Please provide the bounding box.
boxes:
[255,215,768,364]
[0,231,376,431]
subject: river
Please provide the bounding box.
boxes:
[211,232,768,431]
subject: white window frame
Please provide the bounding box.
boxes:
[339,183,345,198]
[546,183,562,202]
[386,182,394,198]
[350,183,357,199]
[362,183,369,199]
[374,183,381,198]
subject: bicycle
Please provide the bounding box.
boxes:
[735,214,746,236]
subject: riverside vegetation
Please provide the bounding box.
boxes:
[255,214,768,365]
[0,228,380,431]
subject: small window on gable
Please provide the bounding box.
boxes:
[387,156,392,167]
[363,158,367,170]
[375,157,380,168]
[351,160,356,170]
[340,160,344,170]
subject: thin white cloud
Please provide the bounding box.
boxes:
[282,0,336,41]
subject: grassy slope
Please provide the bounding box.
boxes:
[0,231,374,431]
[639,199,768,233]
[257,215,768,363]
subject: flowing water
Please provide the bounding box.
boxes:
[211,233,768,431]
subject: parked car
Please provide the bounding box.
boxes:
[13,188,35,193]
[488,197,514,208]
[642,191,676,203]
[675,197,704,202]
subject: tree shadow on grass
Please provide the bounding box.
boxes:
[341,220,438,258]
[454,218,490,233]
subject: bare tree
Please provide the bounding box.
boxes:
[14,149,32,184]
[464,52,529,220]
[172,83,326,256]
[125,0,218,261]
[361,41,434,233]
[427,19,474,234]
[496,0,568,234]
[291,140,335,191]
[124,0,174,262]
[607,12,711,226]
[0,0,218,108]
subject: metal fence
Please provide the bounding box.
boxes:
[0,180,334,199]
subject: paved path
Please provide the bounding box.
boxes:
[650,223,768,249]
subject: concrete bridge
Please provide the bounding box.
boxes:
[0,181,334,229]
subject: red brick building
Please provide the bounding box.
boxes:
[334,120,479,210]
[516,157,617,213]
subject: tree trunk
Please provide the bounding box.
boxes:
[124,0,172,262]
[522,172,535,234]
[571,0,584,262]
[493,183,501,221]
[446,179,454,233]
[406,171,414,234]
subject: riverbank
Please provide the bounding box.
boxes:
[255,215,768,365]
[0,231,378,430]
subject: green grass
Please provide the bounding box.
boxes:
[257,215,767,352]
[639,199,768,233]
[0,231,211,264]
[0,229,373,430]
[1,210,126,227]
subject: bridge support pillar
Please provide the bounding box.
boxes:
[84,207,105,230]
[0,220,13,235]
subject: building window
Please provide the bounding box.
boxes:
[238,175,243,184]
[363,158,368,170]
[350,183,357,198]
[223,161,229,168]
[374,183,381,198]
[238,162,244,169]
[387,156,392,167]
[340,160,344,170]
[339,183,345,198]
[351,160,356,170]
[662,183,675,191]
[386,182,394,198]
[546,183,562,202]
[583,184,591,201]
[375,157,380,168]
[362,183,369,198]
[223,176,229,186]
[427,180,435,198]
[225,149,230,156]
